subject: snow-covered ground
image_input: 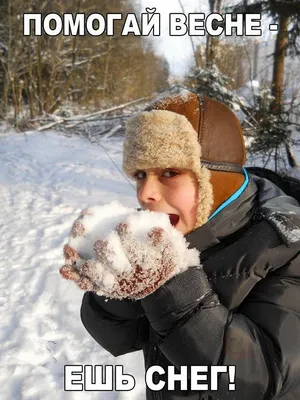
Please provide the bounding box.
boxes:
[0,130,146,400]
[1,127,300,400]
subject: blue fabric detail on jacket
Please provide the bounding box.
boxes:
[208,168,250,221]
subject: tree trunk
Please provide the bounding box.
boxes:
[271,14,289,113]
[37,39,44,114]
[206,0,222,66]
[27,42,34,119]
[270,15,297,168]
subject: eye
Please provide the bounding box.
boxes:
[162,170,180,178]
[133,171,146,180]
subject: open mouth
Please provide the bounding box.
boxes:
[168,214,179,227]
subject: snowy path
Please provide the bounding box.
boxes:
[0,131,145,400]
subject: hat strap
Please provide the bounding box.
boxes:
[201,160,244,173]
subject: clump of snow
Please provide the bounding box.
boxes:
[67,201,134,263]
[63,201,201,299]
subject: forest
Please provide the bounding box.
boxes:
[0,0,299,171]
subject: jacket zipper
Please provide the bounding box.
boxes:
[152,344,162,400]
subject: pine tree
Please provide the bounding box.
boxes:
[229,0,300,169]
[188,63,242,111]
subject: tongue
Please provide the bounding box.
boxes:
[168,214,179,226]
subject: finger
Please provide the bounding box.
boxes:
[147,227,174,266]
[115,222,129,237]
[60,263,99,292]
[76,276,95,291]
[59,265,80,281]
[71,220,85,238]
[143,228,177,295]
[94,239,112,265]
[80,207,93,217]
[81,261,92,276]
[81,260,100,279]
[147,227,164,246]
[81,259,110,291]
[63,244,81,264]
[116,222,145,267]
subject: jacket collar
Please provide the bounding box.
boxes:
[185,177,257,252]
[186,172,300,252]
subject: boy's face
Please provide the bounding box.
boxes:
[135,168,198,235]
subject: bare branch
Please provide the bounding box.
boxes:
[37,94,156,131]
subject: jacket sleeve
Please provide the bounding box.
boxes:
[81,292,149,357]
[141,254,300,399]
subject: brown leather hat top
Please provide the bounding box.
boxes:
[146,91,246,173]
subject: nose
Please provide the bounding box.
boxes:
[137,176,162,205]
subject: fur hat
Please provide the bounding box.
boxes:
[122,90,246,229]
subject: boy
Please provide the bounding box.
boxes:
[68,90,300,399]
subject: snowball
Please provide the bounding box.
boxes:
[65,201,201,279]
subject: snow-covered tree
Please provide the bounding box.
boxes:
[0,0,170,124]
[241,84,298,172]
[188,63,243,112]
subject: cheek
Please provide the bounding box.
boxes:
[173,186,198,219]
[186,181,199,224]
[136,183,143,204]
[189,191,199,222]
